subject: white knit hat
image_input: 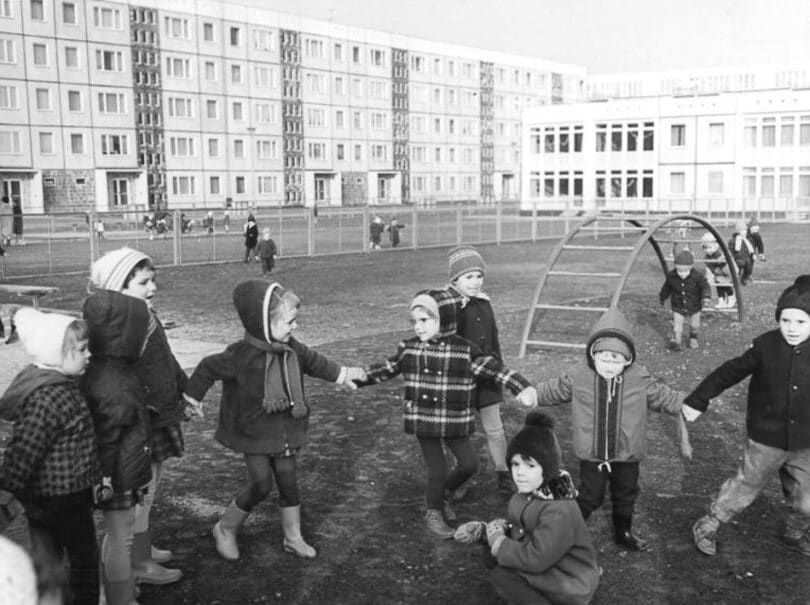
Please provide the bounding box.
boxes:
[14,307,77,367]
[0,536,37,605]
[410,293,440,319]
[90,247,151,292]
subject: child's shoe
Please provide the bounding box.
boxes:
[496,471,515,495]
[613,514,649,551]
[692,514,720,556]
[688,335,699,349]
[453,521,486,544]
[425,509,454,539]
[667,339,682,352]
[784,528,810,556]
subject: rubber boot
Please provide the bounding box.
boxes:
[213,500,249,561]
[151,544,172,564]
[688,332,699,349]
[280,505,317,559]
[425,509,455,539]
[692,514,720,556]
[613,514,649,551]
[103,579,139,605]
[726,294,737,309]
[131,531,182,585]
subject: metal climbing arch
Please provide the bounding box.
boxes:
[518,214,745,356]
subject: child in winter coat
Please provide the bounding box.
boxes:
[243,214,259,262]
[256,228,277,276]
[658,249,711,350]
[701,232,736,310]
[533,308,686,552]
[361,289,537,538]
[454,411,600,605]
[444,245,514,495]
[747,217,766,261]
[81,289,153,605]
[686,275,810,557]
[90,247,186,585]
[0,308,101,605]
[183,280,366,561]
[729,219,755,285]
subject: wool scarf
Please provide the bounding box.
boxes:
[243,332,308,418]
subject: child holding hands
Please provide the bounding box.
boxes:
[454,411,600,605]
[361,289,537,538]
[686,276,810,556]
[183,280,366,561]
[533,308,686,551]
[0,308,101,605]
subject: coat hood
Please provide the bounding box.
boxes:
[0,365,72,421]
[585,307,636,367]
[411,289,458,338]
[83,290,149,362]
[233,280,286,342]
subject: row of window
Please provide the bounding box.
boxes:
[2,1,120,29]
[0,39,126,72]
[743,116,810,147]
[0,130,126,155]
[411,174,479,193]
[0,84,126,113]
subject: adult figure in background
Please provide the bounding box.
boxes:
[388,217,404,248]
[11,197,23,245]
[369,215,384,250]
[0,196,10,246]
[243,214,259,262]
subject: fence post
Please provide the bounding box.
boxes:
[496,202,502,244]
[456,206,462,244]
[531,198,537,242]
[47,213,53,274]
[88,211,98,264]
[307,207,314,256]
[412,203,418,250]
[172,211,180,265]
[362,207,369,253]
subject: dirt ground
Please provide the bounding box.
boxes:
[3,226,810,604]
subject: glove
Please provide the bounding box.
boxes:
[93,477,114,505]
[0,489,24,531]
[454,521,486,544]
[486,519,508,556]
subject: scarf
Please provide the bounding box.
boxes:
[243,332,308,418]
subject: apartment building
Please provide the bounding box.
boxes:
[521,88,810,215]
[0,0,585,214]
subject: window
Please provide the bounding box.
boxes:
[33,43,48,66]
[67,90,81,111]
[336,143,344,160]
[235,176,245,194]
[254,66,275,88]
[31,0,44,20]
[611,125,622,151]
[334,43,343,61]
[352,78,363,97]
[256,139,277,159]
[232,102,243,120]
[166,57,191,78]
[101,134,128,155]
[210,176,220,195]
[708,171,724,193]
[0,84,17,109]
[64,46,78,68]
[0,39,15,63]
[169,137,194,156]
[353,111,362,129]
[670,124,686,147]
[354,144,362,160]
[203,22,214,42]
[207,138,219,157]
[800,117,810,145]
[98,92,125,113]
[0,0,12,17]
[0,130,20,153]
[352,45,361,63]
[334,76,345,95]
[233,139,244,157]
[257,176,278,194]
[62,2,76,24]
[204,61,216,81]
[781,118,794,146]
[307,108,326,127]
[410,55,423,72]
[305,73,325,94]
[38,131,53,154]
[670,171,685,194]
[253,29,273,51]
[642,171,653,197]
[308,142,326,160]
[93,7,122,29]
[31,88,51,111]
[334,110,345,128]
[370,48,385,66]
[164,17,190,39]
[305,38,324,58]
[229,27,240,46]
[370,112,386,130]
[172,176,195,195]
[255,103,275,124]
[762,119,776,147]
[230,64,243,84]
[167,97,192,117]
[70,133,84,154]
[95,50,123,72]
[744,123,757,147]
[371,144,387,161]
[761,171,775,195]
[780,169,793,196]
[709,122,724,146]
[595,124,606,152]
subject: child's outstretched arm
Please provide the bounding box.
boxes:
[469,354,535,406]
[362,341,407,385]
[292,339,364,389]
[534,374,574,407]
[184,348,239,407]
[683,345,759,417]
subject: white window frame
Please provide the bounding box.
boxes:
[0,84,18,109]
[101,133,128,155]
[97,92,125,114]
[0,130,21,154]
[93,6,122,30]
[164,16,190,39]
[0,39,15,64]
[32,42,48,66]
[38,131,54,154]
[67,90,81,111]
[69,132,84,154]
[95,49,124,72]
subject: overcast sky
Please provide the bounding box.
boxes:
[223,0,810,74]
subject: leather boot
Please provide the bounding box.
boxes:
[213,500,249,561]
[131,531,182,585]
[280,505,317,558]
[151,543,173,564]
[693,514,720,556]
[613,514,649,551]
[424,509,455,539]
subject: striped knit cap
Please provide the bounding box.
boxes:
[448,245,486,283]
[90,247,150,292]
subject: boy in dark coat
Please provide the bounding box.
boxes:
[687,275,810,557]
[256,228,277,276]
[659,249,711,350]
[243,214,259,262]
[729,219,755,285]
[747,217,766,261]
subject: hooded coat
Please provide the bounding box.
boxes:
[81,290,152,493]
[534,308,683,463]
[184,280,342,454]
[244,215,259,249]
[364,290,531,438]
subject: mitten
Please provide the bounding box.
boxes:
[454,521,486,544]
[486,519,508,556]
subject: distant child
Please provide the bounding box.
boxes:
[700,232,736,310]
[90,247,185,585]
[454,411,600,605]
[204,211,215,234]
[533,308,686,551]
[182,280,366,561]
[388,217,404,248]
[361,289,537,538]
[686,275,810,557]
[728,219,755,285]
[257,228,278,276]
[659,249,711,351]
[82,289,153,605]
[369,215,384,250]
[244,214,259,262]
[747,217,766,262]
[445,245,514,495]
[0,308,101,605]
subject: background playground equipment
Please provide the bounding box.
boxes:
[519,214,744,356]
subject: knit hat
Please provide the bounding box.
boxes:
[505,410,561,485]
[448,245,486,283]
[0,536,37,605]
[775,275,810,321]
[747,216,759,228]
[14,307,77,367]
[674,249,694,267]
[90,247,151,292]
[410,293,440,320]
[700,232,717,245]
[590,336,633,361]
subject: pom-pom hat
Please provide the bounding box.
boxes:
[448,245,486,283]
[775,275,810,321]
[14,307,77,367]
[90,247,150,292]
[505,410,562,484]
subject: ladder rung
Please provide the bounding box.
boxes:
[536,304,609,312]
[563,245,635,251]
[525,340,586,349]
[548,270,621,277]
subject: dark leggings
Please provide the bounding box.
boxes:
[577,460,640,519]
[417,436,478,509]
[490,565,551,605]
[235,454,300,511]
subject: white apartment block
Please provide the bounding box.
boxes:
[0,0,585,214]
[521,88,810,216]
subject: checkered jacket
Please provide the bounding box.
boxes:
[0,382,101,499]
[365,334,531,438]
